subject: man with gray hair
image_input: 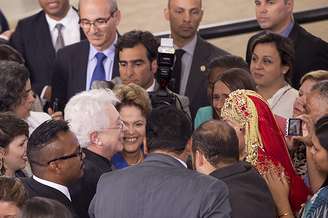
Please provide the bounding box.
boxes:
[64,88,123,218]
[52,0,121,112]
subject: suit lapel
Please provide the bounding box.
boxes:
[185,35,209,101]
[73,40,89,92]
[38,12,56,65]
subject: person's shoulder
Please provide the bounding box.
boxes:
[16,10,45,26]
[292,23,328,46]
[196,35,229,56]
[57,40,89,57]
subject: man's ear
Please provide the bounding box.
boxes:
[151,59,158,76]
[90,131,102,147]
[164,8,170,21]
[286,0,294,13]
[195,150,204,168]
[113,10,121,26]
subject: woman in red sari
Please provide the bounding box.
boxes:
[221,89,308,213]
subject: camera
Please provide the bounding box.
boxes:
[286,118,303,136]
[149,38,177,108]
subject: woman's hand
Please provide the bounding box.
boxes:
[263,168,294,218]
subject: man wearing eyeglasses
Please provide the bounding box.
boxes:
[64,88,124,218]
[22,119,85,217]
[10,0,85,100]
[51,0,121,112]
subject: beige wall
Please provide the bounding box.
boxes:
[0,0,327,57]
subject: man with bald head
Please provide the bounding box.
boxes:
[52,0,121,111]
[22,120,84,217]
[246,0,328,88]
[164,0,229,120]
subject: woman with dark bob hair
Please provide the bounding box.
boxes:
[111,83,152,169]
[0,112,29,177]
[0,61,50,134]
[194,68,256,129]
[250,32,297,119]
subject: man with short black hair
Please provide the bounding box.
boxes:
[113,30,190,115]
[246,0,328,88]
[22,120,84,216]
[192,120,277,218]
[89,106,231,218]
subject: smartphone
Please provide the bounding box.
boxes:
[52,98,59,112]
[286,118,303,136]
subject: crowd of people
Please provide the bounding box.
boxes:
[0,0,328,217]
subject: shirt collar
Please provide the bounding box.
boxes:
[172,156,187,168]
[45,7,76,31]
[280,21,294,38]
[146,79,156,92]
[88,34,118,61]
[33,175,71,201]
[175,34,197,55]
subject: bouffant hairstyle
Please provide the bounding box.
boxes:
[114,83,152,117]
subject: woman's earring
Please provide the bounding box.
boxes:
[0,157,5,176]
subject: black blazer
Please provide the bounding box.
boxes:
[21,177,77,217]
[186,35,229,120]
[51,40,119,111]
[246,23,328,89]
[210,161,277,218]
[10,10,86,95]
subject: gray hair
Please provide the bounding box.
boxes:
[78,0,118,14]
[311,80,328,100]
[64,89,119,147]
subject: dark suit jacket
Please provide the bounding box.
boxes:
[10,10,86,95]
[21,177,77,217]
[51,40,120,111]
[89,153,231,218]
[210,161,277,218]
[186,35,229,119]
[246,23,328,89]
[69,148,112,218]
[0,10,9,33]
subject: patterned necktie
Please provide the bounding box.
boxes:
[172,49,185,93]
[54,23,65,52]
[90,53,107,89]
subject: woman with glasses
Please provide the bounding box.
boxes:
[0,112,29,177]
[112,83,152,169]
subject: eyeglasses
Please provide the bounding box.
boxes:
[106,120,125,131]
[79,11,116,29]
[47,147,83,165]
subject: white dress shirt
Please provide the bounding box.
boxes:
[33,175,71,201]
[45,7,81,47]
[86,35,117,90]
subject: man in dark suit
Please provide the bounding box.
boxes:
[164,0,229,119]
[246,0,328,89]
[10,0,85,99]
[89,106,231,218]
[64,89,123,218]
[111,30,190,116]
[22,119,84,217]
[192,120,277,218]
[51,0,121,112]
